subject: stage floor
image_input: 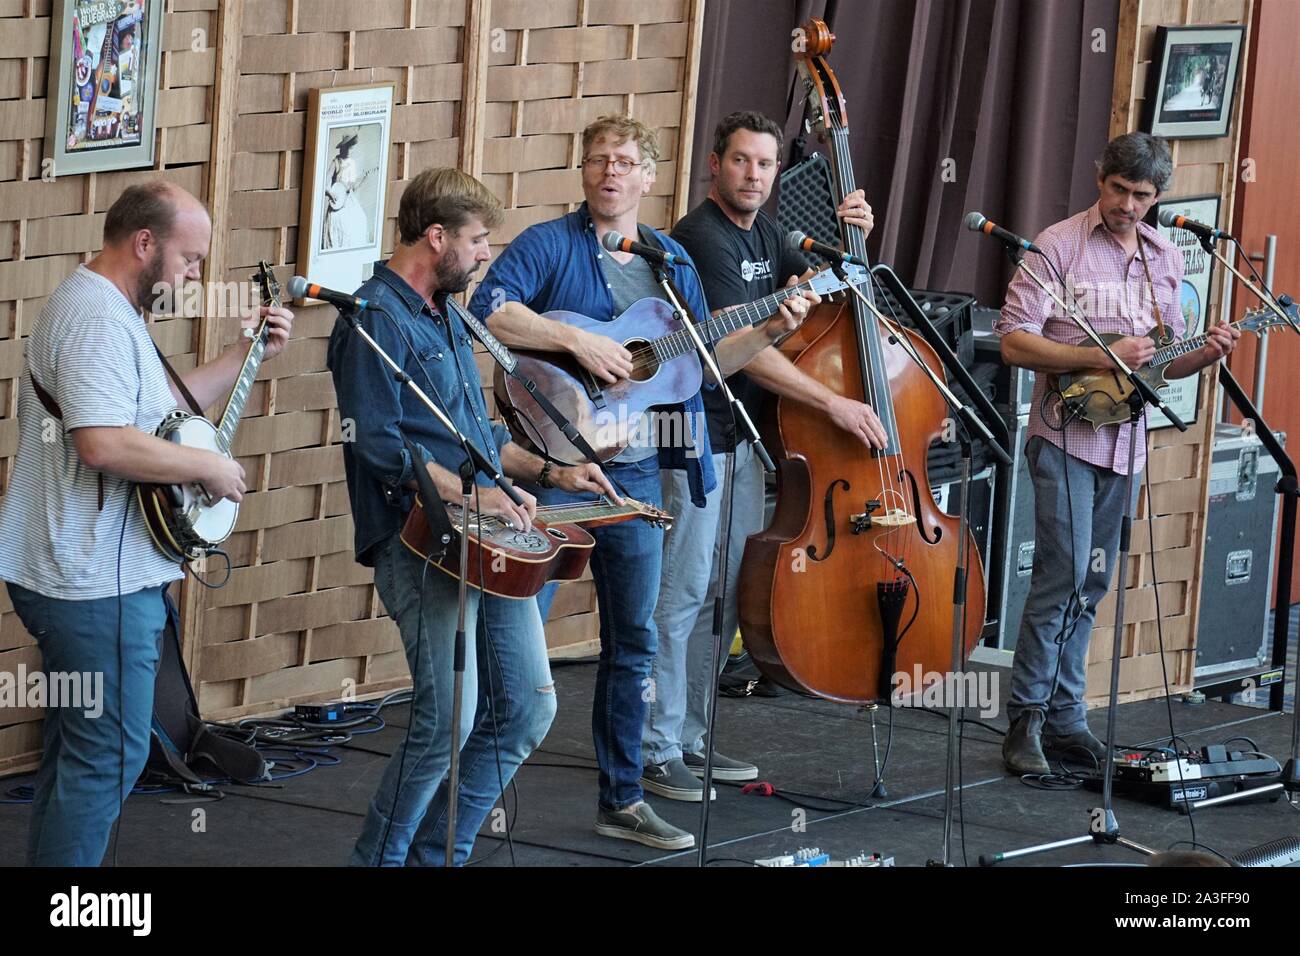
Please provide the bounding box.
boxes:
[1,656,1295,868]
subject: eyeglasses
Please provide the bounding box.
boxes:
[581,156,643,176]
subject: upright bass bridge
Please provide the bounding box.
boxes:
[851,500,916,533]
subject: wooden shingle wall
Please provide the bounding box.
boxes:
[1084,0,1254,706]
[0,0,704,767]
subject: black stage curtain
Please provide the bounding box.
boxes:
[689,0,1119,305]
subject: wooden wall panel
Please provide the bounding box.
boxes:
[0,0,220,771]
[1085,0,1254,706]
[0,0,706,768]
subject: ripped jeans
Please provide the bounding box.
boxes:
[350,533,556,866]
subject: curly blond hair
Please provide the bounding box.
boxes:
[581,114,660,174]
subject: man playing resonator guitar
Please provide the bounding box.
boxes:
[327,167,616,865]
[0,182,293,865]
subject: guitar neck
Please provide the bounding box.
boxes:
[535,501,647,525]
[651,281,814,362]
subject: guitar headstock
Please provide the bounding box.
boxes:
[623,495,675,531]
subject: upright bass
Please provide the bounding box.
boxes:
[738,20,986,703]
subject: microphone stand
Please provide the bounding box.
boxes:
[831,264,1010,867]
[981,244,1189,865]
[1193,233,1300,805]
[648,261,773,868]
[338,306,526,868]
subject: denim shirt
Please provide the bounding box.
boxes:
[328,262,511,566]
[467,204,716,507]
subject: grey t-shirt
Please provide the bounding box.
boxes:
[0,265,184,599]
[599,252,663,464]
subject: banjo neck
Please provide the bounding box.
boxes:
[215,261,279,452]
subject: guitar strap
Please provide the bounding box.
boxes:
[1136,232,1169,344]
[26,341,205,513]
[151,342,205,416]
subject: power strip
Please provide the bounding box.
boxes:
[755,847,895,867]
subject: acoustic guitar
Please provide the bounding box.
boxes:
[494,264,864,464]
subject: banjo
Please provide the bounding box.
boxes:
[138,261,280,563]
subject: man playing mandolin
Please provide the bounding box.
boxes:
[470,115,805,850]
[0,181,294,865]
[995,132,1239,775]
[327,167,616,865]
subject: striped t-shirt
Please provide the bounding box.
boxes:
[0,265,184,600]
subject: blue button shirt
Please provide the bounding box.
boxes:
[468,204,716,506]
[328,262,511,566]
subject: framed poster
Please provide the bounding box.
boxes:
[1147,194,1221,431]
[1142,25,1245,139]
[296,83,395,299]
[45,0,163,176]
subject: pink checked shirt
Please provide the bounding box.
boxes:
[994,203,1185,476]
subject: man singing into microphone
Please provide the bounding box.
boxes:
[327,167,615,865]
[995,132,1239,775]
[0,182,294,865]
[469,115,800,849]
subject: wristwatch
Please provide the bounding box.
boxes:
[537,460,554,488]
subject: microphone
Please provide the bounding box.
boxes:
[601,231,680,266]
[1157,208,1232,242]
[963,212,1043,255]
[288,275,370,311]
[786,230,869,268]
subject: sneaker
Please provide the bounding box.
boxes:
[682,749,758,782]
[594,801,695,850]
[641,759,715,801]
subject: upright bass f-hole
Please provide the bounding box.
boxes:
[903,469,942,545]
[807,479,850,562]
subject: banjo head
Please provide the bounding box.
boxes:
[154,411,240,547]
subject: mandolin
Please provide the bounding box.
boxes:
[1054,301,1298,428]
[400,495,673,599]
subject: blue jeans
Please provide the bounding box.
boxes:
[534,455,665,809]
[645,443,763,764]
[6,581,168,867]
[351,533,555,866]
[1007,437,1136,735]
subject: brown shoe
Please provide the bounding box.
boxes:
[1003,711,1050,775]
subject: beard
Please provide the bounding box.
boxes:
[435,255,477,295]
[134,248,167,312]
[717,181,767,214]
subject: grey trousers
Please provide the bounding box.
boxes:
[1006,436,1138,735]
[643,442,763,765]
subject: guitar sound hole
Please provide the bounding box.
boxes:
[624,339,657,382]
[546,527,569,541]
